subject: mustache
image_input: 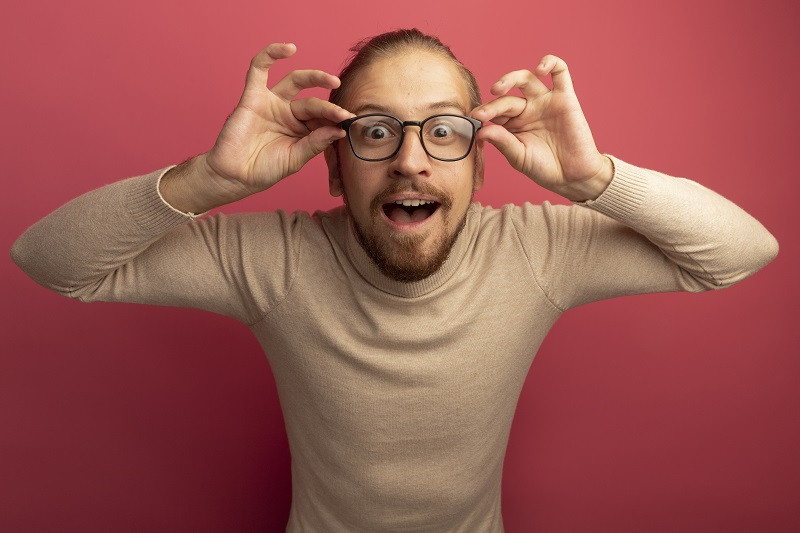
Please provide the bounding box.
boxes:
[369,181,454,213]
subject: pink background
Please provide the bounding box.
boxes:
[2,0,798,531]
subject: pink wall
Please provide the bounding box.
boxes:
[2,0,798,531]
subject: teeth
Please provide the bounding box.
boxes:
[395,199,434,207]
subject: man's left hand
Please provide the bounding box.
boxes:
[471,55,613,202]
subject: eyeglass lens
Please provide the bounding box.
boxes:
[348,115,475,161]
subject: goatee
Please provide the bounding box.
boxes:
[345,181,470,283]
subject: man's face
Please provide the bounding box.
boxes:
[327,50,483,282]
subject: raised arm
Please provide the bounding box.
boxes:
[160,42,353,214]
[472,55,778,309]
[509,156,778,311]
[11,43,354,322]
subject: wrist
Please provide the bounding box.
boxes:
[159,154,251,214]
[560,154,614,202]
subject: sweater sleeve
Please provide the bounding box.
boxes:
[511,155,779,312]
[10,167,303,325]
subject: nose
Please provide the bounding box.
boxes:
[387,126,432,179]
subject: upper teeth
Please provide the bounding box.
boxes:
[395,199,434,207]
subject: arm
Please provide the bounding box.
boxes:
[511,156,778,311]
[11,43,354,321]
[10,166,310,323]
[472,55,778,309]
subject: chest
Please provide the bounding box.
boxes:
[257,262,559,420]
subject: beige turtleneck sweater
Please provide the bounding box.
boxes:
[11,155,778,531]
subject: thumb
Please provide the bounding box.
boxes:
[289,127,347,173]
[478,124,525,171]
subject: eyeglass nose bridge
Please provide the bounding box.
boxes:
[396,120,427,153]
[400,120,425,130]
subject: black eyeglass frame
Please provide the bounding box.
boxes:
[338,113,483,162]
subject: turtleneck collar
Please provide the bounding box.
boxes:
[343,204,480,298]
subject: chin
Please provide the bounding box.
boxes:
[353,213,468,283]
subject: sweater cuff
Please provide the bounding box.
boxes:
[124,166,201,233]
[574,155,649,219]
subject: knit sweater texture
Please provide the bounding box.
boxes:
[11,155,778,531]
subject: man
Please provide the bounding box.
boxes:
[11,29,777,531]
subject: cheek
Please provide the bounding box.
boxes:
[451,165,478,201]
[339,159,371,206]
[342,175,381,216]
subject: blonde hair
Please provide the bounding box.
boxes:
[329,28,481,111]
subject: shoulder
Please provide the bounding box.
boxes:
[470,201,589,233]
[469,201,613,258]
[196,207,345,238]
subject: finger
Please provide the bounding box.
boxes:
[492,69,550,99]
[535,55,574,93]
[471,95,526,123]
[272,69,341,101]
[476,124,526,170]
[244,43,297,93]
[291,97,355,124]
[288,126,347,173]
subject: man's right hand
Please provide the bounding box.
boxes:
[161,42,354,214]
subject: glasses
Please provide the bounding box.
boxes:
[339,113,483,162]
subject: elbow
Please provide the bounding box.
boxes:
[10,233,37,283]
[704,229,779,290]
[761,231,780,267]
[744,227,779,277]
[10,232,74,298]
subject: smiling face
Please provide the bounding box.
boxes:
[326,49,484,282]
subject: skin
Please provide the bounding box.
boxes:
[159,42,614,279]
[324,51,484,280]
[472,56,613,201]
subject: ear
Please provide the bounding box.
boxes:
[325,142,344,196]
[472,140,485,192]
[324,144,343,197]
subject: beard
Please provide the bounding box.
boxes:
[344,180,473,283]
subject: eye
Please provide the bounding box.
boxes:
[360,122,396,141]
[425,118,461,144]
[431,124,453,138]
[366,126,389,139]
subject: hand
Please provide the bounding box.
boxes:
[471,55,613,201]
[205,42,355,197]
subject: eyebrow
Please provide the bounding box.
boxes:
[352,101,467,116]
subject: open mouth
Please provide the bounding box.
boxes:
[382,199,441,225]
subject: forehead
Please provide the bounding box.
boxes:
[343,50,472,117]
